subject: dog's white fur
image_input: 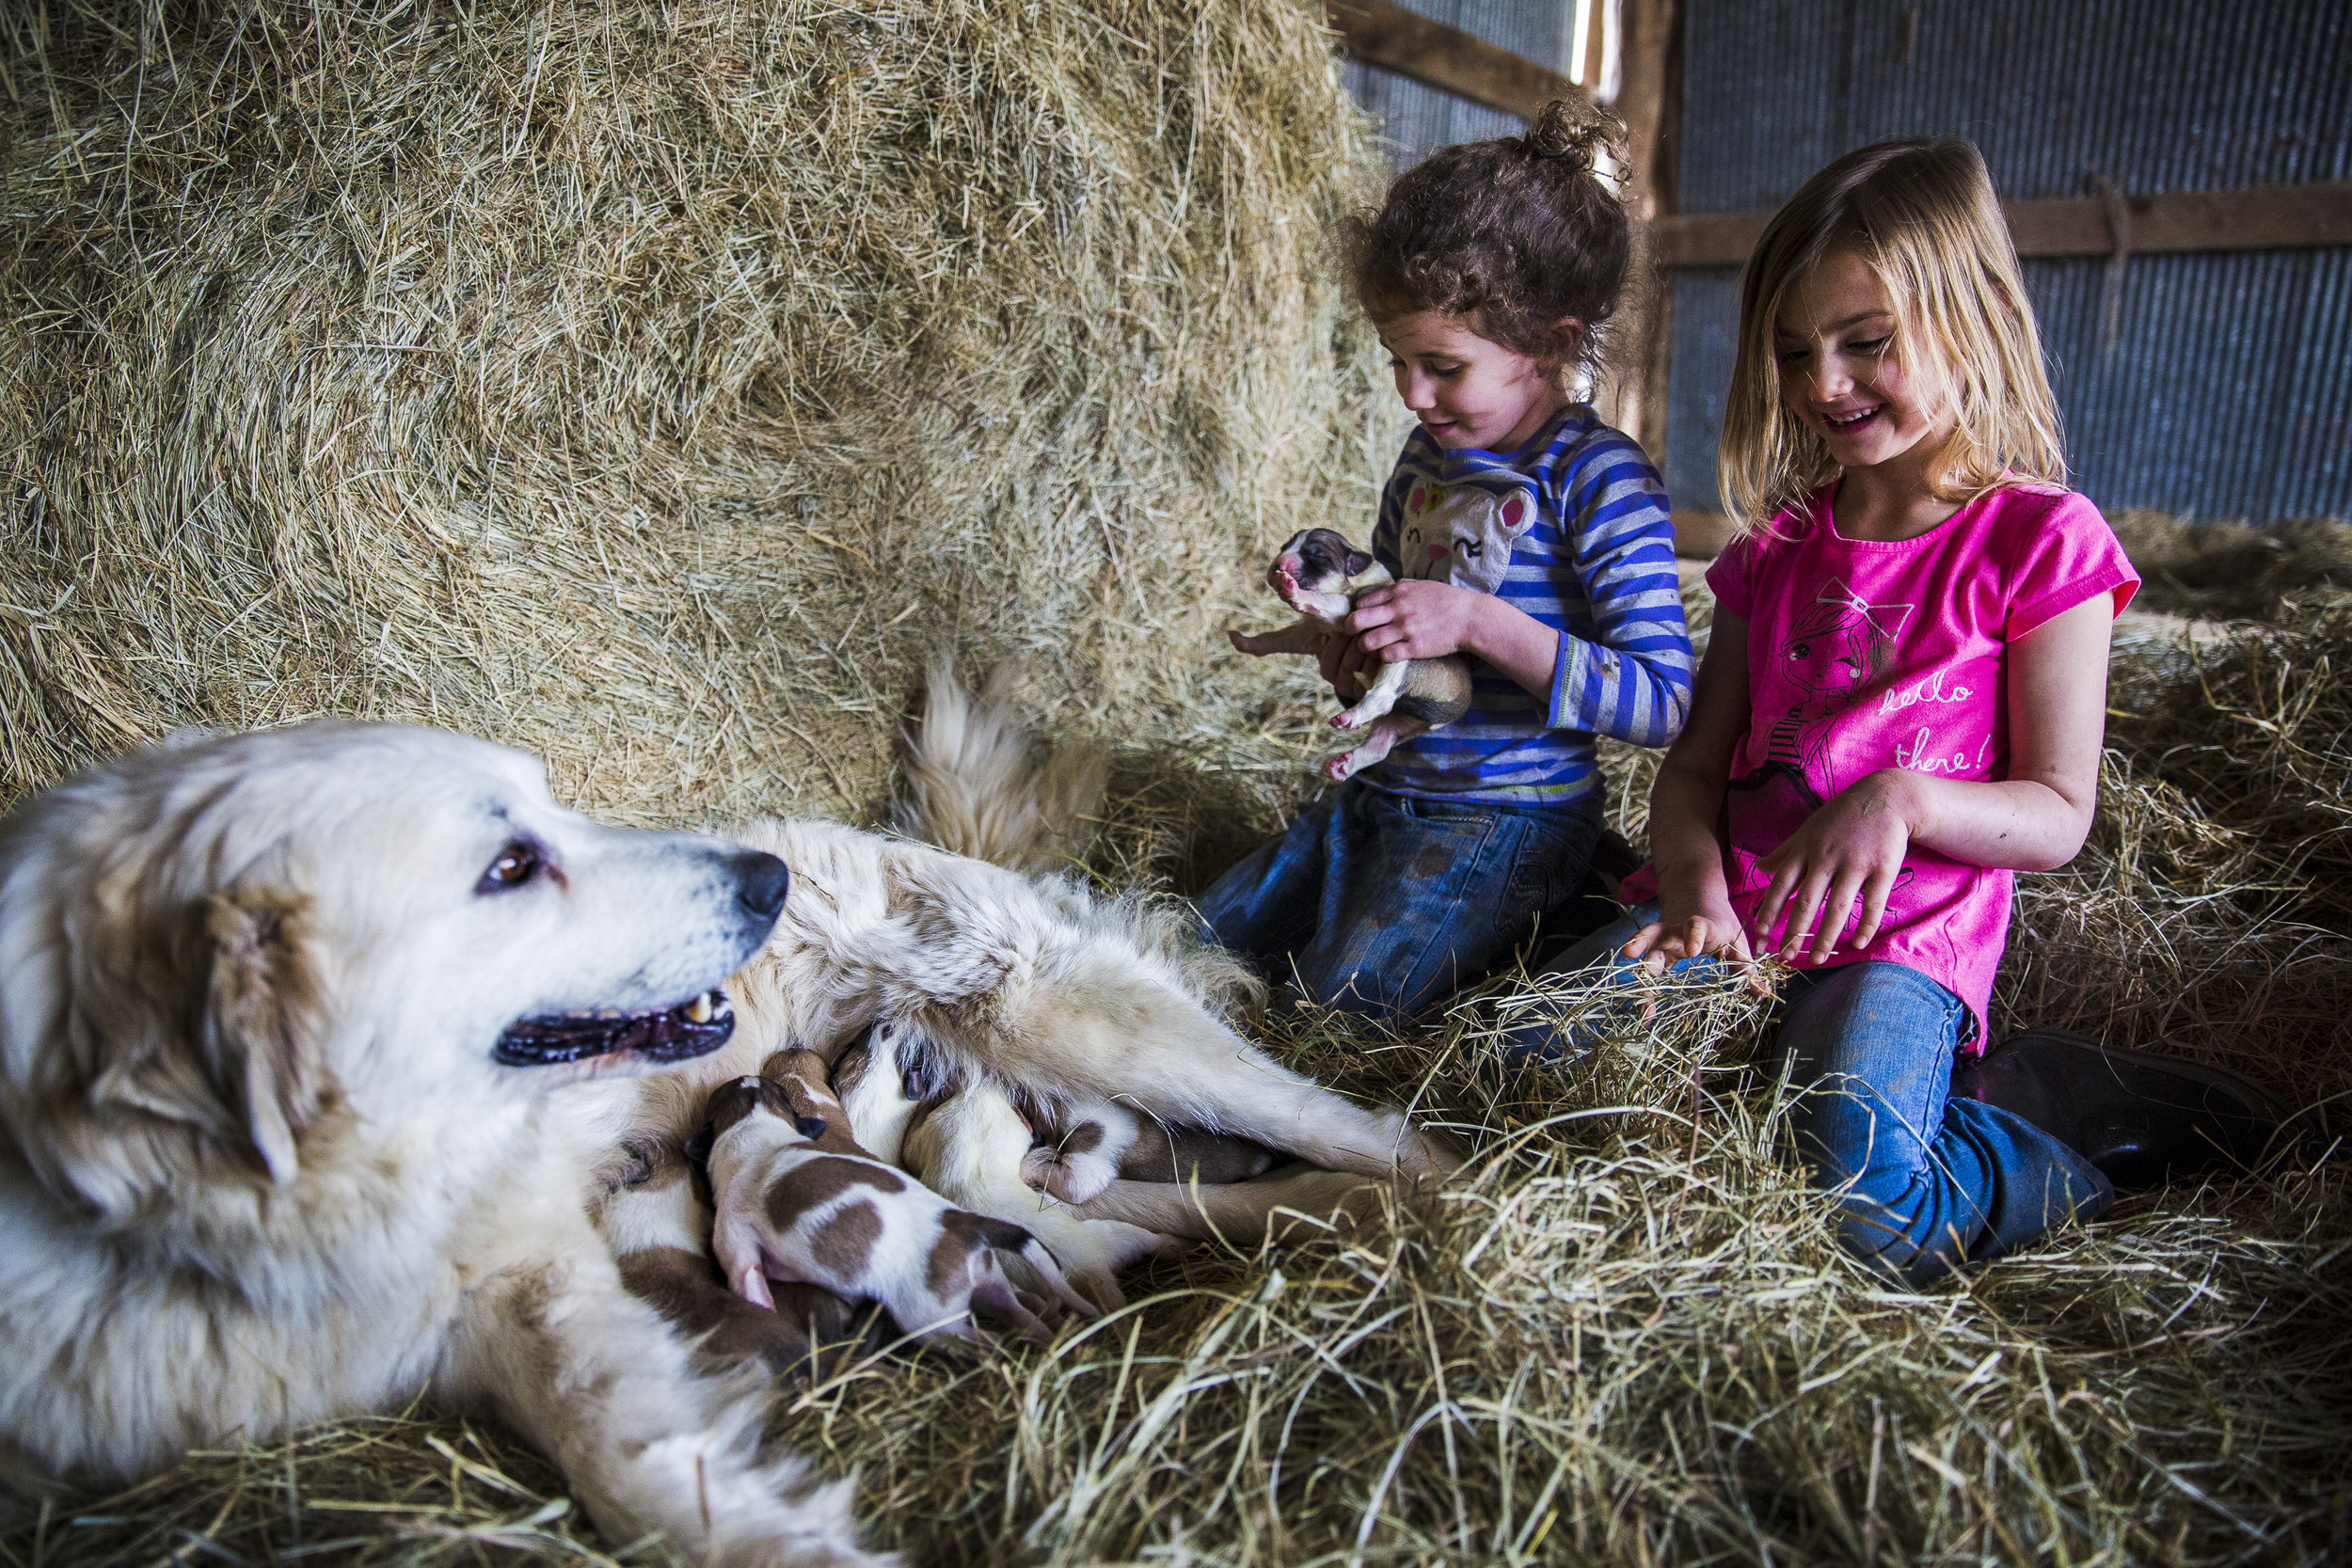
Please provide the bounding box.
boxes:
[0,723,884,1566]
[639,671,1460,1303]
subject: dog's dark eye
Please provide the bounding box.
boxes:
[479,841,544,893]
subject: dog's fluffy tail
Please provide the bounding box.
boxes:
[891,660,1104,873]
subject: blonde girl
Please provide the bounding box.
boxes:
[1515,139,2282,1282]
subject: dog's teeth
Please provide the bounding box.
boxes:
[686,992,714,1023]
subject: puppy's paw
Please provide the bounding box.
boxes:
[1018,1146,1116,1205]
[1330,708,1364,730]
[1325,752,1365,782]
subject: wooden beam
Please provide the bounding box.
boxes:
[1600,0,1681,462]
[1325,0,1585,122]
[1653,181,2352,269]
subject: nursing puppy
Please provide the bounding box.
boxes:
[1229,527,1474,781]
[705,1070,1097,1347]
[598,1136,875,1380]
[0,722,882,1567]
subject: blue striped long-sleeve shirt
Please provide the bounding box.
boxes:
[1364,405,1693,804]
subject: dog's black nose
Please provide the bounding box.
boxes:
[733,850,789,920]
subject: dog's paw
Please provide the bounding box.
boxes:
[1022,1146,1118,1205]
[1325,752,1363,782]
[1330,708,1364,730]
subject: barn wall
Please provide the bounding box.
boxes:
[1663,0,2352,522]
[1343,0,1581,166]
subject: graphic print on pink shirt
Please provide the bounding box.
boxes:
[1729,578,1915,841]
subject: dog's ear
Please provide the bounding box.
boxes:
[1344,549,1375,578]
[194,887,329,1186]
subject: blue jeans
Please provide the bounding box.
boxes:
[1510,907,2115,1285]
[1200,784,1603,1020]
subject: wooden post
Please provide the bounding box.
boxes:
[1601,0,1682,474]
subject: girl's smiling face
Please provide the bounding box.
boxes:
[1773,247,1953,473]
[1379,310,1573,453]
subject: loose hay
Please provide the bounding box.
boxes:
[5,5,2351,1565]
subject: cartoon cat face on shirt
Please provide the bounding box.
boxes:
[1399,481,1536,594]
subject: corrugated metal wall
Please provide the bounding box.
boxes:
[1666,0,2352,522]
[1343,1,1579,166]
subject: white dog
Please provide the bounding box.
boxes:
[0,723,884,1566]
[636,668,1462,1307]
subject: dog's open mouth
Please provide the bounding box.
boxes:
[494,989,735,1067]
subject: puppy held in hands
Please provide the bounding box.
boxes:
[1229,528,1472,781]
[704,1071,1099,1349]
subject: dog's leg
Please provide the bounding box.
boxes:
[1331,658,1409,730]
[928,974,1460,1180]
[1227,619,1323,657]
[1326,714,1426,782]
[902,1082,1173,1312]
[1072,1165,1408,1243]
[447,1215,890,1568]
[1018,1097,1142,1205]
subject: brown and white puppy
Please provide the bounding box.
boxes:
[704,1075,1099,1348]
[1228,527,1474,781]
[1020,1098,1279,1206]
[598,1136,875,1381]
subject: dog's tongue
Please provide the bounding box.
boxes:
[494,990,735,1067]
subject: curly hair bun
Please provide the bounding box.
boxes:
[1523,97,1624,172]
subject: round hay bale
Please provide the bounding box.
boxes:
[0,0,1392,823]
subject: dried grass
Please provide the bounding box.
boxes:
[0,0,1400,824]
[5,4,2350,1565]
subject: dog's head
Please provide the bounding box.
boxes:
[757,1048,864,1154]
[1267,528,1379,619]
[705,1074,825,1146]
[0,721,787,1227]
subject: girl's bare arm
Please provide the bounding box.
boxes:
[1753,593,2114,961]
[1626,610,1755,966]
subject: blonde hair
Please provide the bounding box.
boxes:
[1718,139,2067,535]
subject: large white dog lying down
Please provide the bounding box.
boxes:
[0,701,1455,1563]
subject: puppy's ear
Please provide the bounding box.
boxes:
[196,887,329,1186]
[1345,549,1375,578]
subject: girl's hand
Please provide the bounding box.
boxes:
[1751,769,1919,962]
[1311,631,1366,704]
[1312,581,1486,702]
[1621,895,1756,974]
[1343,578,1486,664]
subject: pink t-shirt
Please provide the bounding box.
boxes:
[1627,483,2138,1042]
